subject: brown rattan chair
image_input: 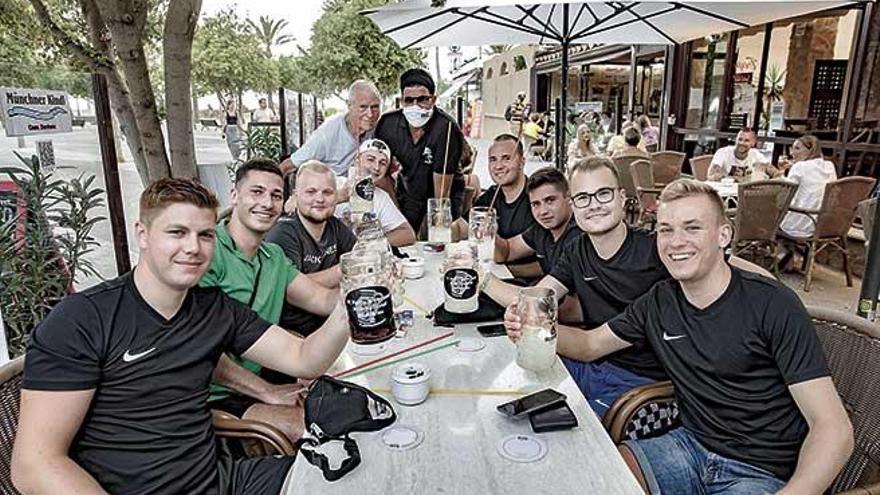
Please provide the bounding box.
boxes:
[630,159,662,229]
[778,177,877,291]
[0,357,23,495]
[604,306,880,494]
[650,151,686,186]
[689,155,713,181]
[212,409,297,457]
[731,180,799,277]
[612,155,643,224]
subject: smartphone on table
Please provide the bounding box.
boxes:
[496,389,566,417]
[477,323,507,338]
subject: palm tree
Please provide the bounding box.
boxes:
[247,16,295,109]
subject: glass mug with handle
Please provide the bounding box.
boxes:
[427,198,452,243]
[468,206,497,263]
[340,250,397,345]
[515,286,558,372]
[442,241,480,314]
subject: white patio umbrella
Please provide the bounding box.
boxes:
[365,0,868,166]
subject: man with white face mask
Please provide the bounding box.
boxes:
[375,68,466,233]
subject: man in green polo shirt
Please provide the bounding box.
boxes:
[200,158,341,443]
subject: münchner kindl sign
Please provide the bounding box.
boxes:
[0,87,73,137]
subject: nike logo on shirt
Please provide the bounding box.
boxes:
[123,348,156,362]
[662,332,687,341]
[582,276,598,282]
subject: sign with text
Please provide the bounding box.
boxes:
[0,87,73,137]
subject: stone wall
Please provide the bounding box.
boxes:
[782,18,840,120]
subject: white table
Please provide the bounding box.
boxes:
[285,248,642,494]
[705,180,739,209]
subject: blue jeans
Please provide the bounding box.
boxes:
[624,427,786,495]
[561,358,655,418]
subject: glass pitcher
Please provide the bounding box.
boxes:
[515,287,558,372]
[468,206,497,262]
[340,250,396,345]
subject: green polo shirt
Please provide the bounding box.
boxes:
[199,222,299,401]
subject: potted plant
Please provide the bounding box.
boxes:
[0,152,106,357]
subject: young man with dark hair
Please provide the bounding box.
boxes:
[200,158,341,443]
[13,178,350,494]
[483,156,668,415]
[505,179,854,495]
[494,166,581,275]
[375,68,466,232]
[266,161,357,336]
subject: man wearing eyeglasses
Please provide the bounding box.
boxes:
[286,80,381,177]
[481,156,669,416]
[374,68,466,233]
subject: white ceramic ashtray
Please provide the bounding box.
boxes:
[402,257,426,279]
[391,361,431,406]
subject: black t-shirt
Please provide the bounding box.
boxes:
[521,215,582,273]
[22,273,271,494]
[608,268,829,480]
[266,213,357,335]
[473,183,536,239]
[550,227,669,380]
[375,107,465,214]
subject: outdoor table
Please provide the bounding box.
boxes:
[705,180,739,210]
[284,245,643,494]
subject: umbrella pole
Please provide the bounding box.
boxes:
[556,3,570,170]
[857,201,880,321]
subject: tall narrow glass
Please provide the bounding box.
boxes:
[515,287,558,371]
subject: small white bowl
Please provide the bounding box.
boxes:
[402,257,426,279]
[391,362,431,406]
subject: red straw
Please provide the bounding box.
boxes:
[334,331,455,378]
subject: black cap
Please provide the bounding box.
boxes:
[400,68,435,95]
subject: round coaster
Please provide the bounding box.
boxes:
[381,425,424,451]
[351,341,387,356]
[497,434,548,463]
[455,337,486,352]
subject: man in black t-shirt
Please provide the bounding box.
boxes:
[267,161,357,336]
[374,68,465,232]
[483,157,668,416]
[504,179,853,494]
[12,178,351,495]
[494,166,581,275]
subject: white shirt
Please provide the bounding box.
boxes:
[780,158,838,238]
[292,113,372,176]
[711,146,769,179]
[251,108,276,123]
[335,187,408,233]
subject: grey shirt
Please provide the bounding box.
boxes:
[291,112,373,175]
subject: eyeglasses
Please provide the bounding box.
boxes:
[402,95,433,105]
[571,187,616,208]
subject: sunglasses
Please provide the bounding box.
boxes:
[402,95,433,105]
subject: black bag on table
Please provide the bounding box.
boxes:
[297,376,396,481]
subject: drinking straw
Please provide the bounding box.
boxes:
[333,331,454,378]
[439,120,453,198]
[343,340,460,379]
[372,388,527,397]
[403,296,430,316]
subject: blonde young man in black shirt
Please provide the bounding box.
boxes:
[505,179,853,495]
[13,178,351,495]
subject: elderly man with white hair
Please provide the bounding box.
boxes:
[284,79,382,176]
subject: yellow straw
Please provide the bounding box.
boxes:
[404,296,431,316]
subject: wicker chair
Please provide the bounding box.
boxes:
[689,155,713,181]
[612,155,643,224]
[778,177,877,291]
[650,151,686,186]
[630,159,662,229]
[212,409,297,457]
[731,180,799,277]
[604,306,880,495]
[0,358,23,495]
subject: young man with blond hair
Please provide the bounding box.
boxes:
[13,178,350,494]
[505,179,853,494]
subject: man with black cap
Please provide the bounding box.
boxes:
[375,68,466,233]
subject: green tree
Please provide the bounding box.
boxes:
[246,15,295,108]
[192,8,278,108]
[298,0,424,98]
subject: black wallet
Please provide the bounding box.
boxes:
[529,402,578,433]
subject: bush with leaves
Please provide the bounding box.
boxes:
[0,153,105,357]
[243,126,282,162]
